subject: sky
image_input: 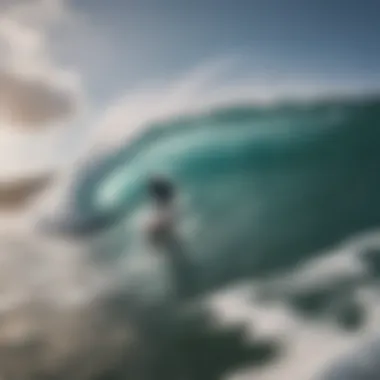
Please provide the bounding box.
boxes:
[68,0,380,99]
[0,0,380,196]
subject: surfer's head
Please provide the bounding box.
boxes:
[147,175,175,203]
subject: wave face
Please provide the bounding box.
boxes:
[68,96,380,293]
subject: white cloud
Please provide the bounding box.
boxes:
[0,173,53,211]
[0,0,87,207]
[0,70,78,129]
[0,0,83,129]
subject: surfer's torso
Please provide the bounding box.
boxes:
[145,201,178,246]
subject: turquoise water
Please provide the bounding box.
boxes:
[64,96,380,296]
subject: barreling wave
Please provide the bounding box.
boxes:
[63,95,380,293]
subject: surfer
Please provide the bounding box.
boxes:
[145,175,196,298]
[145,175,178,247]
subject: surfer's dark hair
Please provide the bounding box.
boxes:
[148,175,175,202]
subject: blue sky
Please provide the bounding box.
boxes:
[67,0,380,100]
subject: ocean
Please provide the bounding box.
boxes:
[70,95,380,287]
[3,95,380,380]
[54,95,380,379]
